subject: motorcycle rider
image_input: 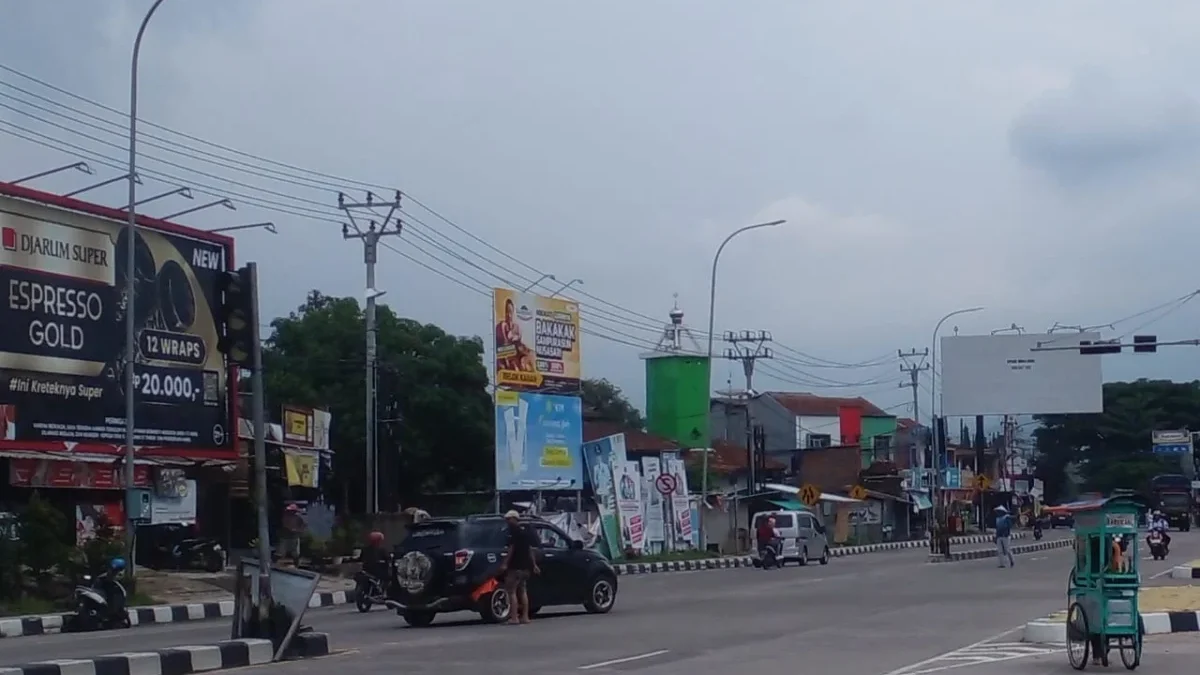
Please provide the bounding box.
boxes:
[97,557,128,616]
[1150,511,1171,550]
[361,531,389,584]
[755,516,782,560]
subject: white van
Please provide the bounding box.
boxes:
[750,509,830,566]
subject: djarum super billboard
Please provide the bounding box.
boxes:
[0,184,235,455]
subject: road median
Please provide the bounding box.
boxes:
[0,633,331,675]
[926,536,1071,563]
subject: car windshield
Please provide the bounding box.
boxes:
[1160,493,1190,508]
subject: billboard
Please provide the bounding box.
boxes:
[0,184,234,455]
[939,332,1103,416]
[493,287,581,393]
[281,405,331,450]
[494,389,583,490]
[582,433,626,560]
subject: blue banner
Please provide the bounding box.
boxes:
[494,390,583,490]
[1152,443,1191,455]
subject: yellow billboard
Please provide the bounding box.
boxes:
[493,288,581,393]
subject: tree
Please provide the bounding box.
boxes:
[580,378,645,429]
[1033,379,1200,503]
[262,291,493,513]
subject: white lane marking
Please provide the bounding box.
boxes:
[878,624,1056,672]
[1150,567,1177,579]
[578,649,670,670]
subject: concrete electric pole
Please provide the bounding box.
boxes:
[898,348,930,461]
[723,330,773,492]
[340,191,402,515]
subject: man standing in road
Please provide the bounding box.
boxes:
[994,506,1015,568]
[499,510,540,625]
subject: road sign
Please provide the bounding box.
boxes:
[973,474,991,491]
[799,483,821,507]
[1151,429,1193,455]
[849,485,867,501]
[655,472,677,496]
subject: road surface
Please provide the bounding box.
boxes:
[2,531,1196,675]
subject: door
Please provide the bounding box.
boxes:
[796,513,816,558]
[532,525,580,605]
[807,513,829,555]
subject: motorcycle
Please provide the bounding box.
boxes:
[1147,531,1169,560]
[757,540,781,570]
[354,570,387,612]
[1032,521,1043,541]
[168,538,226,573]
[66,573,130,632]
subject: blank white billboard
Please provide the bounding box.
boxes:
[940,333,1103,416]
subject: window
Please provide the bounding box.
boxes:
[807,434,831,449]
[796,514,814,530]
[535,526,569,549]
[873,435,893,459]
[753,513,793,528]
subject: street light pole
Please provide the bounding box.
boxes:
[703,219,784,551]
[928,306,983,515]
[124,0,167,580]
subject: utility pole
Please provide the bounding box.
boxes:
[340,191,402,515]
[897,349,930,467]
[723,330,772,492]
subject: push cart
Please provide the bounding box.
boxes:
[1065,495,1146,670]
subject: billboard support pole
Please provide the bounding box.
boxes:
[340,192,402,515]
[248,262,274,622]
[124,0,168,584]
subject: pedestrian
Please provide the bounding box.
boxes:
[497,510,540,625]
[994,505,1015,568]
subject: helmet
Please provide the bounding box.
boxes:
[110,557,127,572]
[367,531,384,546]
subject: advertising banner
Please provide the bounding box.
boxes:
[281,405,331,450]
[283,450,319,488]
[640,455,665,544]
[582,433,626,560]
[150,478,197,524]
[75,503,126,546]
[494,390,583,490]
[616,460,645,553]
[0,190,234,454]
[493,288,581,394]
[665,457,693,544]
[10,458,151,489]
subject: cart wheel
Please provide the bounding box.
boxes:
[1118,634,1141,670]
[1066,603,1090,670]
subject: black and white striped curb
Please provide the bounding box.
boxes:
[1170,565,1200,580]
[610,532,1031,575]
[926,537,1071,563]
[1024,611,1200,643]
[0,591,352,639]
[0,633,330,675]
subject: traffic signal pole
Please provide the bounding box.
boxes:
[247,263,272,607]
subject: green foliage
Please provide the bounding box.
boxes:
[0,528,22,602]
[262,291,493,511]
[1034,379,1199,502]
[581,378,645,429]
[18,493,68,581]
[73,516,123,579]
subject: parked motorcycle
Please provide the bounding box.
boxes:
[1032,521,1043,540]
[136,523,225,573]
[354,570,387,612]
[168,538,225,573]
[65,558,131,633]
[1147,531,1169,560]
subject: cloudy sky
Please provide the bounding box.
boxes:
[3,1,1199,420]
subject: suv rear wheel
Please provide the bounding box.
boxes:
[583,574,616,614]
[479,586,511,623]
[402,610,436,627]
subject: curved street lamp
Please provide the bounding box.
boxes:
[928,306,984,514]
[701,218,785,549]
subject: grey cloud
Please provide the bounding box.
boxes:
[1009,69,1200,186]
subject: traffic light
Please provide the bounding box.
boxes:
[1133,335,1157,353]
[216,266,256,367]
[1079,339,1121,355]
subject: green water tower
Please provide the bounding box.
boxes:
[641,303,710,448]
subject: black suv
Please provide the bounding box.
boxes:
[386,514,618,627]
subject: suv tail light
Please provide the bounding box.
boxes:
[454,549,474,570]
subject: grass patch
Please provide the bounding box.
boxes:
[621,550,719,563]
[129,590,159,607]
[0,596,58,617]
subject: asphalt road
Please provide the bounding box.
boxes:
[4,531,1197,675]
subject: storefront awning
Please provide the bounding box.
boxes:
[768,498,809,511]
[0,450,162,465]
